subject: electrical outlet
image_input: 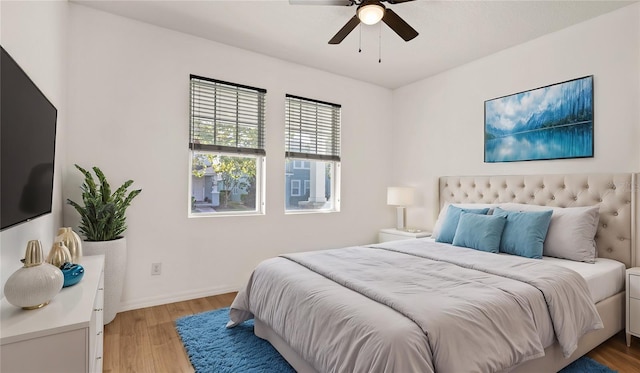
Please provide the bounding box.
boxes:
[151,262,162,276]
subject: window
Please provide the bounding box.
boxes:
[293,160,310,169]
[189,75,266,216]
[291,180,301,197]
[304,180,310,195]
[285,94,341,212]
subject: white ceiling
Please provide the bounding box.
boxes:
[74,0,635,89]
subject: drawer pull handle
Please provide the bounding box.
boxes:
[96,357,102,360]
[94,308,103,311]
[98,288,104,291]
[97,331,103,335]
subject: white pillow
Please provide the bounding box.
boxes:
[432,202,499,240]
[499,203,600,263]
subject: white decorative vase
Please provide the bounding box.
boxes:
[46,241,72,269]
[55,227,83,263]
[4,240,64,310]
[83,237,126,324]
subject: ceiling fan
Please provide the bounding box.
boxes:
[290,0,419,45]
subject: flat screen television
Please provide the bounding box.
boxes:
[1,46,57,231]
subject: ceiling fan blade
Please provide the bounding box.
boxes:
[329,15,360,44]
[385,0,415,3]
[382,8,418,41]
[289,0,353,5]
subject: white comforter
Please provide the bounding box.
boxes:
[228,239,603,373]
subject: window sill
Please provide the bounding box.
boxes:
[188,211,265,218]
[285,209,339,215]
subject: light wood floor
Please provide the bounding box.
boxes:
[105,292,640,372]
[103,293,236,373]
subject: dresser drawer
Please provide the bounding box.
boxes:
[630,298,640,335]
[1,329,87,372]
[630,274,640,300]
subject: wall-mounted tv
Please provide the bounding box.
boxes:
[1,46,57,231]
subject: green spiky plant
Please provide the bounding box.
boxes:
[67,164,142,241]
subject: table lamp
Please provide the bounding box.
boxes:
[387,186,417,231]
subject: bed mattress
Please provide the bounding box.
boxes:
[422,238,626,304]
[541,256,626,303]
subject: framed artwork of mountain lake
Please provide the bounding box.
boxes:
[484,76,594,163]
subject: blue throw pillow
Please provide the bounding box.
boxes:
[435,205,490,244]
[493,207,553,259]
[452,213,507,253]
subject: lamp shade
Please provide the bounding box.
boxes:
[387,187,417,206]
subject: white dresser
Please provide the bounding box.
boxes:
[1,255,105,372]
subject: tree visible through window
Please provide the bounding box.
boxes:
[189,75,265,215]
[191,153,258,211]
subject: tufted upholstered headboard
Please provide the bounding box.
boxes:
[439,173,636,268]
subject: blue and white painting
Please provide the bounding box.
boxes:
[484,76,593,162]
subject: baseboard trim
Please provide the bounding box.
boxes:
[119,284,241,312]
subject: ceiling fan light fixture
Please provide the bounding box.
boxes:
[357,2,385,25]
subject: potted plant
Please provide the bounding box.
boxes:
[67,164,141,324]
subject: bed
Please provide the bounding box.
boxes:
[229,173,636,373]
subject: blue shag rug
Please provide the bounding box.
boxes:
[560,356,617,373]
[176,307,294,373]
[175,308,616,373]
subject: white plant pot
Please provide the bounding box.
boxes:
[83,237,126,324]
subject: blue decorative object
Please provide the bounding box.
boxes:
[60,262,84,288]
[485,76,594,162]
[176,307,295,373]
[175,307,615,373]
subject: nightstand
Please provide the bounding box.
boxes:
[627,267,640,346]
[379,228,431,243]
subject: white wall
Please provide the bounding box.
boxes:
[392,3,640,232]
[10,1,633,310]
[65,4,395,310]
[0,1,68,299]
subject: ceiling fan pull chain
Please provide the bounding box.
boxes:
[358,23,362,53]
[378,22,382,63]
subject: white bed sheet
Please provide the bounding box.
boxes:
[540,256,625,303]
[421,237,625,304]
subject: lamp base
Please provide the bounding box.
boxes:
[396,206,406,231]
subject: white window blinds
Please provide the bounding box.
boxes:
[190,75,266,155]
[285,94,341,162]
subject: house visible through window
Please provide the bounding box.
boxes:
[285,94,341,212]
[189,75,266,216]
